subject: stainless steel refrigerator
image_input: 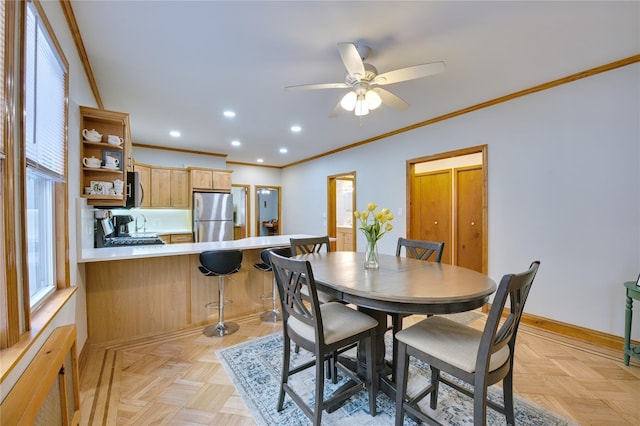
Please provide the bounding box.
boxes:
[193,192,234,242]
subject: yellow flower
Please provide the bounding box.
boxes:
[355,202,394,244]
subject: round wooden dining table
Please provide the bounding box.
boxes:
[296,251,497,396]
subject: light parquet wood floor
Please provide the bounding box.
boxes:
[79,312,640,425]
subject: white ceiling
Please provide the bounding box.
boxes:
[70,1,638,167]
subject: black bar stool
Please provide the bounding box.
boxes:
[198,249,243,337]
[254,247,292,322]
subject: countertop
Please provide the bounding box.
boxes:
[79,234,316,263]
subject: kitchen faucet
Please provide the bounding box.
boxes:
[135,214,147,233]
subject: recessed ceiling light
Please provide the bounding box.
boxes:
[231,140,241,147]
[169,130,181,137]
[290,125,301,133]
[279,147,288,154]
[223,110,236,118]
[257,158,264,163]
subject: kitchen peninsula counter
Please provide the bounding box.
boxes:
[79,234,314,263]
[81,234,315,346]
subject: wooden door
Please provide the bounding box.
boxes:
[410,170,452,264]
[455,166,483,272]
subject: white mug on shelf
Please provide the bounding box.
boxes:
[104,156,119,169]
[82,156,101,168]
[107,135,124,146]
[113,179,124,196]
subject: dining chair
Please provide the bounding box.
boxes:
[290,236,339,305]
[394,261,540,426]
[290,236,343,381]
[269,251,379,425]
[390,238,445,380]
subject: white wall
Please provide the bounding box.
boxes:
[281,64,640,340]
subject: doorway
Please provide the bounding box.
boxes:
[327,173,356,251]
[231,184,249,239]
[255,185,281,236]
[407,145,487,273]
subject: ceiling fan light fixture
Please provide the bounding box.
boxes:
[340,91,357,111]
[365,90,382,110]
[354,93,369,116]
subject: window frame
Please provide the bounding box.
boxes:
[20,0,70,315]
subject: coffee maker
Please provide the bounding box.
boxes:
[94,211,115,248]
[114,215,134,237]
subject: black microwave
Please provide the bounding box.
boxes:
[125,171,143,208]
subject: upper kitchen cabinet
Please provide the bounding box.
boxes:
[150,167,189,208]
[189,167,232,192]
[80,106,131,207]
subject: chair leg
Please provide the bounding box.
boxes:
[429,366,440,409]
[503,369,515,425]
[260,278,282,322]
[314,354,325,426]
[473,380,488,426]
[394,341,410,426]
[277,333,291,412]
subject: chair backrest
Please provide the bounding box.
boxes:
[290,236,331,255]
[396,237,444,262]
[477,261,540,373]
[199,249,243,276]
[259,246,293,268]
[270,251,324,344]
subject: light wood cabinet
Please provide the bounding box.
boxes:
[151,168,171,206]
[157,233,193,244]
[212,171,232,191]
[170,169,190,207]
[80,106,131,207]
[170,233,193,244]
[336,227,354,251]
[189,167,232,192]
[150,167,190,208]
[191,169,212,190]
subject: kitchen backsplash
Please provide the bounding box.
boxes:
[112,208,192,234]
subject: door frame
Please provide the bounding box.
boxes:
[255,185,281,236]
[406,145,488,273]
[231,184,250,239]
[327,172,356,251]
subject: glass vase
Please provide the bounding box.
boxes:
[364,239,379,269]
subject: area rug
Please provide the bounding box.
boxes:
[217,313,576,426]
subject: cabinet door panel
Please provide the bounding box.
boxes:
[151,168,171,207]
[170,170,190,207]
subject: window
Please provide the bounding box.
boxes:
[23,0,67,308]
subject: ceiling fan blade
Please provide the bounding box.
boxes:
[337,42,365,78]
[372,87,409,110]
[329,100,343,118]
[374,61,445,85]
[285,82,349,91]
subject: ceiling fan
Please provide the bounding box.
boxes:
[285,42,445,117]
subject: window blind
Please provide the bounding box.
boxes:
[24,2,65,181]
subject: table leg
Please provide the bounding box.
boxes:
[625,294,632,366]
